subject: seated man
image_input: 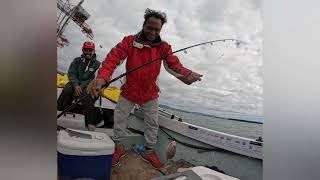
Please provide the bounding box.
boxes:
[57,41,101,131]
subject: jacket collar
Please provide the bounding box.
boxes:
[134,31,163,47]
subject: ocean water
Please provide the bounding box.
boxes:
[161,107,263,140]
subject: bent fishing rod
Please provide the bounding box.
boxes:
[57,38,241,130]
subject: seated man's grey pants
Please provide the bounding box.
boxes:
[113,95,159,149]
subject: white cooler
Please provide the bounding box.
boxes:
[57,129,115,180]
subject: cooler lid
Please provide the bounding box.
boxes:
[57,129,115,156]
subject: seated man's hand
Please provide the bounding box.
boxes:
[87,78,107,97]
[186,72,203,85]
[74,85,82,97]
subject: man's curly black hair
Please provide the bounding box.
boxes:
[143,8,167,26]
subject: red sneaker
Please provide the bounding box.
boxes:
[112,146,126,167]
[141,150,163,169]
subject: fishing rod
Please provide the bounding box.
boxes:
[57,38,242,130]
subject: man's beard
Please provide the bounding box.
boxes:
[83,54,93,59]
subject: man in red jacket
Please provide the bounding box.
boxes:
[88,8,202,168]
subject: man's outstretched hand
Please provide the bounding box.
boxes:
[186,72,203,85]
[87,78,107,97]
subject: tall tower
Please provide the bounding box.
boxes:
[57,0,94,48]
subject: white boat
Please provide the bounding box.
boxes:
[57,85,263,180]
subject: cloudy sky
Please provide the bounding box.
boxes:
[57,0,263,120]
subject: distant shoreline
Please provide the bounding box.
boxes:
[159,104,263,124]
